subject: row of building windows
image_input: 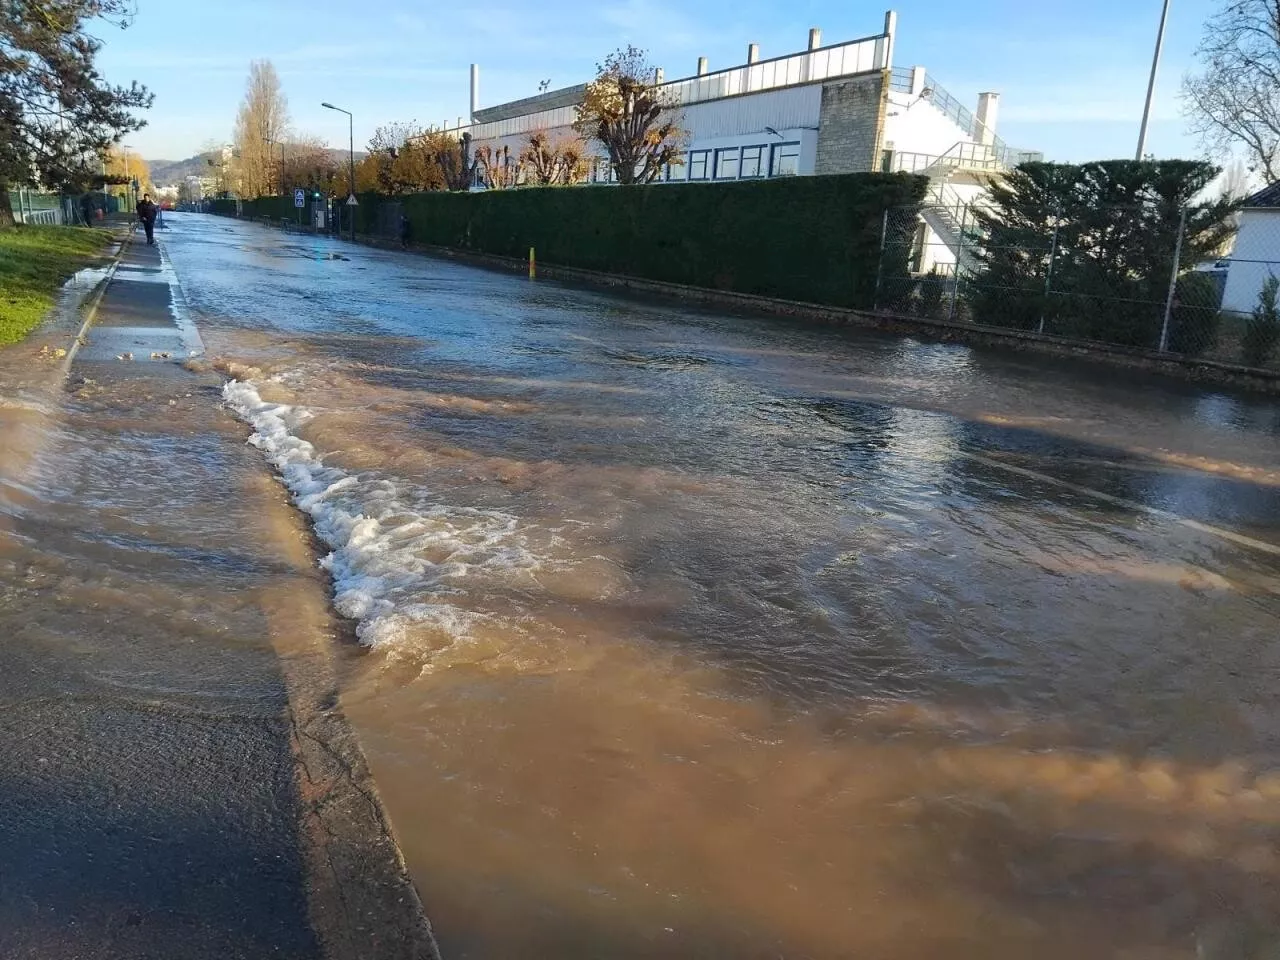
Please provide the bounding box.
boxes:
[589,142,802,184]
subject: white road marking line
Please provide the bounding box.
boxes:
[957,451,1280,557]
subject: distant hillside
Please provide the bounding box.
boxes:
[149,153,220,185]
[150,148,362,186]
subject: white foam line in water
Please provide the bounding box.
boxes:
[959,451,1280,557]
[223,378,542,651]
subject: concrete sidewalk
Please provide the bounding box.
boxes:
[0,233,437,959]
[74,232,204,364]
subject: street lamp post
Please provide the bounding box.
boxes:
[322,101,356,241]
[1135,0,1171,161]
[121,143,137,213]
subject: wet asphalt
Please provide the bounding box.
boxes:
[0,235,435,959]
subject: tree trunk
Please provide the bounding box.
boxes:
[0,183,16,229]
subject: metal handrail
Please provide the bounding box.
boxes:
[888,141,1001,174]
[889,69,1043,171]
[926,182,986,241]
[888,151,945,174]
[15,207,62,226]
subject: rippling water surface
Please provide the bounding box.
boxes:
[147,216,1280,956]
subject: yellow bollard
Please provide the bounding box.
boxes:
[529,246,536,280]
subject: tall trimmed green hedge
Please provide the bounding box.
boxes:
[225,174,927,309]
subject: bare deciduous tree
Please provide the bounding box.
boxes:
[574,47,684,185]
[103,146,152,202]
[1183,0,1280,182]
[473,144,519,189]
[279,137,343,195]
[1220,157,1254,200]
[232,60,290,198]
[431,131,476,191]
[365,124,449,193]
[521,131,587,185]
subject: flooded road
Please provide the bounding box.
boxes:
[170,214,1277,957]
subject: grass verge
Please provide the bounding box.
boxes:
[0,225,111,346]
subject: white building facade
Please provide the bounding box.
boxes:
[447,10,1040,273]
[1222,184,1280,317]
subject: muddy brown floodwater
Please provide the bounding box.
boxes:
[45,216,1280,957]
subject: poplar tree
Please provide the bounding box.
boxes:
[231,60,290,198]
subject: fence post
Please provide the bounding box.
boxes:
[947,209,965,323]
[1038,220,1060,335]
[1159,206,1189,353]
[873,208,889,310]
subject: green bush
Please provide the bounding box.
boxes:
[1243,274,1280,367]
[225,175,928,310]
[968,160,1237,348]
[405,175,926,308]
[919,269,947,318]
[1167,270,1224,356]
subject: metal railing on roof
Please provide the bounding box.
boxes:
[470,32,892,143]
[664,33,890,107]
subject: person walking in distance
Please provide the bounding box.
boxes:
[136,193,158,246]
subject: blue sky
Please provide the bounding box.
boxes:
[96,0,1224,166]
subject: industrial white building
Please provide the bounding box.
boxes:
[450,10,1040,276]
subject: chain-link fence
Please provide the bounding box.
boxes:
[875,203,1280,372]
[6,190,123,226]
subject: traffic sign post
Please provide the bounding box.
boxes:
[344,194,358,242]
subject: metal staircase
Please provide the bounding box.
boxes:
[920,180,985,276]
[884,70,1043,277]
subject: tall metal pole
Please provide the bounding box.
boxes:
[123,146,136,212]
[1038,220,1060,335]
[1136,0,1171,161]
[322,102,356,241]
[1159,206,1188,353]
[873,208,889,311]
[348,114,355,241]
